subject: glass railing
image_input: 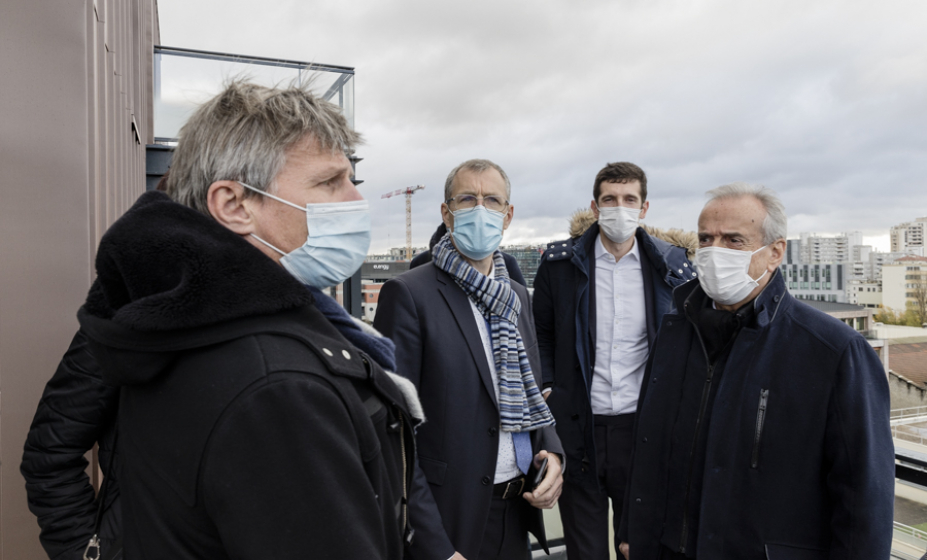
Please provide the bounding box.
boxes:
[153,46,355,143]
[893,522,927,559]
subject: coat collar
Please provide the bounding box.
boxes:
[543,223,696,287]
[672,268,789,328]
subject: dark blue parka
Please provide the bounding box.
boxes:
[533,221,695,487]
[617,271,894,560]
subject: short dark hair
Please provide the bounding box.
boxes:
[593,162,647,203]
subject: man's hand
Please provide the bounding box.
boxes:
[450,552,467,560]
[522,450,563,509]
[619,541,629,560]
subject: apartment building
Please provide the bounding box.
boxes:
[891,217,927,253]
[847,279,883,308]
[882,256,927,315]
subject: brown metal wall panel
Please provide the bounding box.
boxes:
[0,0,156,556]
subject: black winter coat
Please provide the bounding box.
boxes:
[71,191,418,559]
[21,330,120,560]
[533,223,694,487]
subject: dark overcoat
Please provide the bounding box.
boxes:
[618,272,894,560]
[532,223,694,487]
[374,262,563,560]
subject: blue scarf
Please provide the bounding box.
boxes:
[307,286,397,372]
[432,234,554,433]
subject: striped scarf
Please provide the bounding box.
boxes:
[433,234,554,433]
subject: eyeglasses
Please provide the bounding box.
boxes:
[445,194,509,213]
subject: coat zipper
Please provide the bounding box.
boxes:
[678,319,714,555]
[751,389,769,469]
[398,409,410,542]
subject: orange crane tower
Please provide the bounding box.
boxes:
[381,185,425,261]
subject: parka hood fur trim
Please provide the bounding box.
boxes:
[568,208,698,258]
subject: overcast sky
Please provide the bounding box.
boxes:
[159,0,927,253]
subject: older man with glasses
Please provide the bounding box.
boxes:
[375,159,564,560]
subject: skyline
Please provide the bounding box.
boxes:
[158,0,927,254]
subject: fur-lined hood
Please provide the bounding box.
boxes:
[568,208,698,259]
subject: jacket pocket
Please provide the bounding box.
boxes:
[419,456,447,486]
[765,542,827,560]
[751,389,769,469]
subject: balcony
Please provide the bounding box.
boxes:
[153,46,355,144]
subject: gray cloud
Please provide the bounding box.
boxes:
[159,0,927,252]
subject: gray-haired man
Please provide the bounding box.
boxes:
[617,184,893,560]
[375,159,564,560]
[24,81,420,559]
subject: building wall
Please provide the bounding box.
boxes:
[0,0,158,556]
[501,245,544,288]
[883,264,908,312]
[797,232,854,264]
[780,263,847,302]
[891,218,927,253]
[846,279,882,307]
[868,251,907,280]
[890,371,927,410]
[883,261,927,314]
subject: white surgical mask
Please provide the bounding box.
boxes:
[240,182,371,289]
[597,205,641,244]
[694,245,769,306]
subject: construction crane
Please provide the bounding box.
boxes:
[381,185,425,261]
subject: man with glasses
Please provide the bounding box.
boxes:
[375,159,564,560]
[533,162,696,560]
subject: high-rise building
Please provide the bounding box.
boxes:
[500,245,545,288]
[798,231,862,264]
[868,251,908,280]
[890,217,927,253]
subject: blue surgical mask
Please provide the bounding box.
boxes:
[450,205,505,261]
[240,182,371,288]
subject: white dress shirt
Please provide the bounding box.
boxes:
[590,234,649,415]
[466,264,523,483]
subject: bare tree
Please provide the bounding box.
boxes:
[911,270,927,327]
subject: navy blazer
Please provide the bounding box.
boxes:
[533,224,694,488]
[375,262,563,560]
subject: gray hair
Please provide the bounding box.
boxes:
[444,159,512,201]
[166,80,362,214]
[705,182,787,244]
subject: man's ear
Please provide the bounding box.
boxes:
[767,238,786,271]
[639,200,650,221]
[207,180,256,235]
[441,203,454,232]
[503,204,514,231]
[590,199,599,220]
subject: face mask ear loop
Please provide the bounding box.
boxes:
[238,181,306,212]
[249,233,287,256]
[749,245,771,282]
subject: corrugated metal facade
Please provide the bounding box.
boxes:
[0,0,158,556]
